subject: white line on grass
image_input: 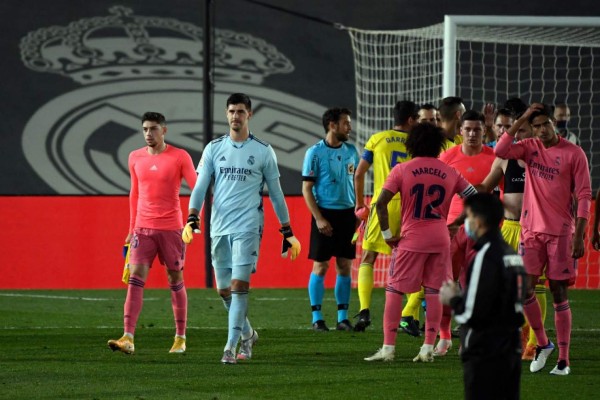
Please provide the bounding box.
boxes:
[0,293,159,301]
[0,293,305,302]
[0,325,312,330]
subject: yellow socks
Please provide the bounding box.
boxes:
[357,263,374,310]
[402,287,425,320]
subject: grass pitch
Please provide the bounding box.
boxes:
[1,288,599,399]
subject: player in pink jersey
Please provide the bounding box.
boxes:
[438,110,496,355]
[364,123,476,363]
[495,103,592,375]
[108,112,198,355]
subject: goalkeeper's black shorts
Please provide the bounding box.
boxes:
[308,207,356,262]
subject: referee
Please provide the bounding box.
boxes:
[302,107,360,332]
[440,193,526,400]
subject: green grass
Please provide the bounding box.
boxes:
[1,289,599,399]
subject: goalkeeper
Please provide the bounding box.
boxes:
[301,107,359,332]
[186,93,301,365]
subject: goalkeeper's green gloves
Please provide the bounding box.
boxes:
[182,214,201,244]
[280,226,301,261]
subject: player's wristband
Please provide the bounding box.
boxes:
[381,229,393,240]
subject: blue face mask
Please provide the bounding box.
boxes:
[464,217,478,240]
[556,120,568,130]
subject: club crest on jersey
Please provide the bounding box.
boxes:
[247,155,255,165]
[347,163,355,174]
[555,156,561,166]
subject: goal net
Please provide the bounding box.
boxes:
[348,16,600,289]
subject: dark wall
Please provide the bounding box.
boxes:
[2,0,599,195]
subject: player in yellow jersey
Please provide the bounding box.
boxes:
[353,100,419,331]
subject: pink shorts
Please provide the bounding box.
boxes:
[450,225,477,287]
[129,228,186,271]
[387,247,452,294]
[519,227,576,281]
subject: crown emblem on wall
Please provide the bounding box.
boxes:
[20,6,294,84]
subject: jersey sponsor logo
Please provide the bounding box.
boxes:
[150,165,158,171]
[220,156,227,162]
[347,163,355,174]
[511,173,525,183]
[19,6,326,194]
[220,166,252,181]
[527,159,560,181]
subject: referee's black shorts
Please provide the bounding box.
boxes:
[308,207,357,262]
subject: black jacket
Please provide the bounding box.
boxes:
[450,229,526,360]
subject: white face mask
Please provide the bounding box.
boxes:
[464,217,478,240]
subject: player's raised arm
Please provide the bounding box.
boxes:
[495,104,542,160]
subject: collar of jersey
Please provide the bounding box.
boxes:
[228,133,253,148]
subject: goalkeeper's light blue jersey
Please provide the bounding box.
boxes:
[301,139,359,209]
[196,134,281,236]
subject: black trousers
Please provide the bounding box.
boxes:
[463,351,521,400]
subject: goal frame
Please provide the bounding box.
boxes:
[443,15,600,97]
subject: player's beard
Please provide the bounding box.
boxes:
[335,132,349,142]
[230,121,242,132]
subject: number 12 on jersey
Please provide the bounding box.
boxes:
[410,183,445,220]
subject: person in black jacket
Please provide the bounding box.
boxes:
[440,193,526,400]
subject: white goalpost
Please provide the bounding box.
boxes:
[348,15,600,289]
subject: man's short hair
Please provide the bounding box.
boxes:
[406,123,446,158]
[393,100,419,125]
[496,108,515,120]
[438,96,463,121]
[420,103,437,111]
[464,193,504,229]
[528,104,554,124]
[461,110,485,125]
[503,97,528,119]
[226,93,252,111]
[322,107,352,133]
[142,112,166,125]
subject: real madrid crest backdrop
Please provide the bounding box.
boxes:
[1,0,597,195]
